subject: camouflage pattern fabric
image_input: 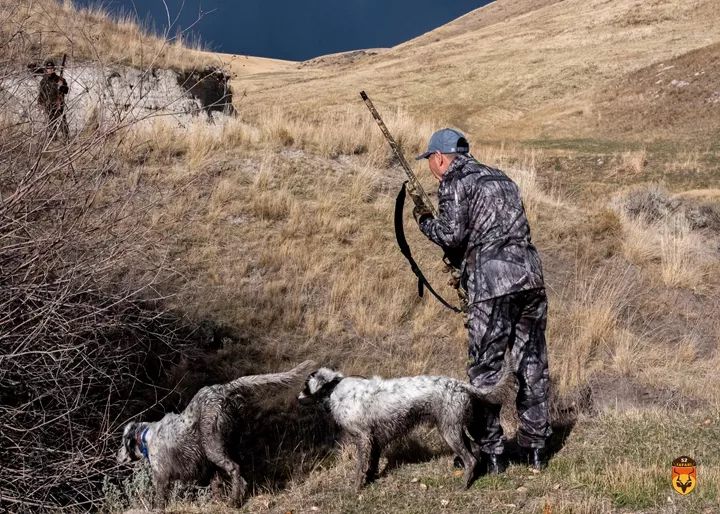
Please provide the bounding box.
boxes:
[38,73,69,138]
[466,289,551,453]
[418,154,544,304]
[38,73,68,111]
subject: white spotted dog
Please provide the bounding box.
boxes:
[118,360,316,509]
[298,367,509,490]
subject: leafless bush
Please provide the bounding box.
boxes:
[0,17,205,513]
[612,184,680,223]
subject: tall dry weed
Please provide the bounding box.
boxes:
[549,266,633,392]
[615,149,647,175]
[504,164,565,227]
[620,216,661,264]
[618,210,708,288]
[658,215,706,288]
[250,103,434,168]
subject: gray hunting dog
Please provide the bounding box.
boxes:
[298,367,509,490]
[118,360,316,508]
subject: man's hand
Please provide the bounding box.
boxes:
[413,204,433,225]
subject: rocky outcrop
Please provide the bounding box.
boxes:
[2,63,234,132]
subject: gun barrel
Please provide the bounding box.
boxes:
[359,91,437,217]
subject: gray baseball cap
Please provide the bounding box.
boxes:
[416,128,470,160]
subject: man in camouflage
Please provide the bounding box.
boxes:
[38,59,69,139]
[414,128,551,474]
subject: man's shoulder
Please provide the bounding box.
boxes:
[456,158,512,184]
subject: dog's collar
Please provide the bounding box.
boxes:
[318,376,344,400]
[135,426,150,461]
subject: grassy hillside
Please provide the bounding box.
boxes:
[232,0,720,191]
[2,0,720,512]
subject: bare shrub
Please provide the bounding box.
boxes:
[0,14,210,512]
[612,184,680,223]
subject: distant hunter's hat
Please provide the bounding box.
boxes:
[416,128,469,160]
[44,59,55,67]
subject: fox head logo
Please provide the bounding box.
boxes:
[672,456,697,495]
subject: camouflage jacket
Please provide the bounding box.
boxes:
[38,73,68,110]
[419,154,544,304]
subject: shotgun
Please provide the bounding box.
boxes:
[359,91,467,313]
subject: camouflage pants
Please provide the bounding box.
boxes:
[466,288,551,454]
[46,106,69,139]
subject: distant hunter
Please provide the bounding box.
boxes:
[413,128,552,474]
[37,58,69,139]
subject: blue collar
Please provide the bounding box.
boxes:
[137,426,150,461]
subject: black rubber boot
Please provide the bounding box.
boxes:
[526,448,548,471]
[480,452,507,475]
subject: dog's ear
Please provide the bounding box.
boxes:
[124,422,136,438]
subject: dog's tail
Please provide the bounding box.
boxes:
[225,360,317,392]
[462,356,517,405]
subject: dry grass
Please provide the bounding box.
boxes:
[251,104,436,167]
[612,185,713,288]
[620,215,662,265]
[116,103,435,172]
[0,0,216,70]
[107,107,715,404]
[548,266,631,393]
[620,148,647,174]
[658,215,707,288]
[46,91,720,514]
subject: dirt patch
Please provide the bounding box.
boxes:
[588,373,708,412]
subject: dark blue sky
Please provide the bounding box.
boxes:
[79,1,491,61]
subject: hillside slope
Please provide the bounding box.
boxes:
[592,41,720,142]
[236,0,720,147]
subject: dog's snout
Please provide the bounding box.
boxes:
[117,447,130,464]
[298,392,314,405]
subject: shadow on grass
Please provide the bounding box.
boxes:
[380,436,448,477]
[504,414,577,467]
[226,398,340,494]
[502,380,582,467]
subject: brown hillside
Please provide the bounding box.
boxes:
[393,0,566,50]
[593,41,720,142]
[236,0,720,148]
